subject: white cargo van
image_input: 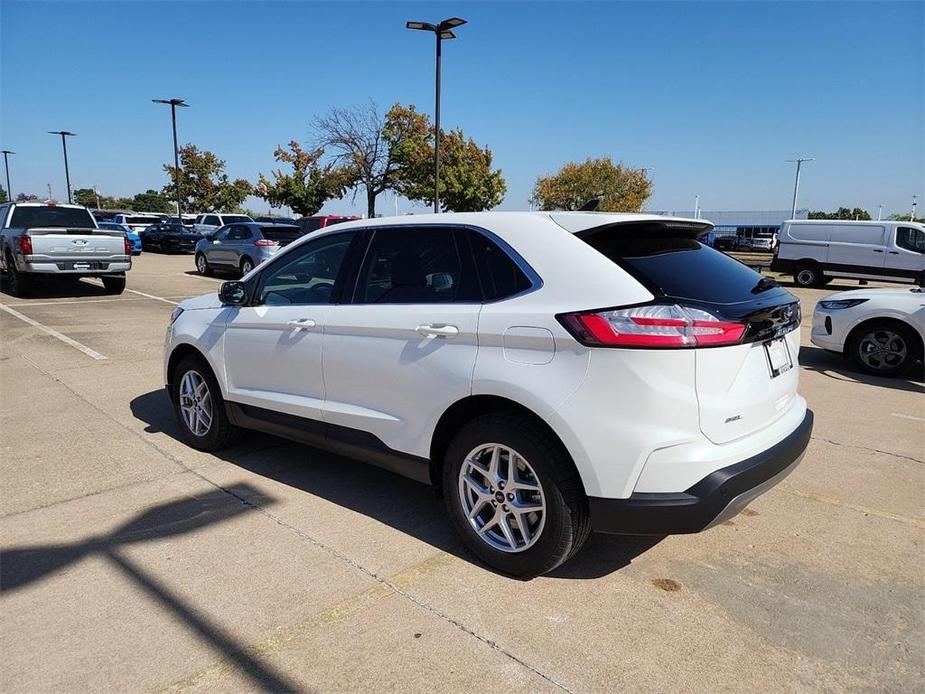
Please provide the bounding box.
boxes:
[771,220,925,287]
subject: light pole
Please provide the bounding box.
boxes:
[877,204,883,221]
[48,131,76,203]
[1,150,13,201]
[912,194,919,222]
[694,194,700,219]
[406,16,467,214]
[153,98,189,217]
[786,157,814,219]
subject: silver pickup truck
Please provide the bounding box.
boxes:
[0,202,132,297]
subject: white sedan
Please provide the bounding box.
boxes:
[811,287,925,376]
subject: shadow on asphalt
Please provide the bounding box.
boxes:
[0,276,111,300]
[800,345,924,393]
[0,483,299,691]
[130,389,660,580]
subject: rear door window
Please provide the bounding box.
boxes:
[353,227,479,304]
[467,230,533,300]
[580,225,775,305]
[896,226,925,253]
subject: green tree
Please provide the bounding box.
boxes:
[385,104,506,212]
[73,188,105,208]
[0,186,7,204]
[132,189,172,213]
[163,144,252,213]
[530,157,652,212]
[888,212,925,223]
[255,141,350,216]
[807,207,871,220]
[15,193,39,202]
[112,197,136,210]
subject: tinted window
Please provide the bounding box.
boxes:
[300,218,323,233]
[214,226,232,241]
[582,226,773,304]
[896,226,925,253]
[355,227,478,304]
[468,231,532,301]
[228,225,252,241]
[10,206,96,229]
[222,215,252,224]
[260,226,302,243]
[255,234,352,306]
[127,216,159,225]
[204,215,220,226]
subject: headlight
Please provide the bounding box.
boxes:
[819,298,868,310]
[169,306,184,325]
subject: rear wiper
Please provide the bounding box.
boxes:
[751,276,779,294]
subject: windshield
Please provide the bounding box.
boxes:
[10,206,96,229]
[222,215,253,223]
[128,216,159,225]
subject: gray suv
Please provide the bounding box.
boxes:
[194,223,303,276]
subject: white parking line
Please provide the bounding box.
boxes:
[124,288,179,305]
[0,302,107,360]
[891,413,925,423]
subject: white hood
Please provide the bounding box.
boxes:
[180,292,224,311]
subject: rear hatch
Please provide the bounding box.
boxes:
[577,221,801,445]
[259,226,303,247]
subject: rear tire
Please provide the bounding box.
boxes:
[794,264,824,288]
[196,253,213,276]
[102,275,126,294]
[3,252,33,298]
[442,413,591,578]
[240,257,254,275]
[170,353,240,451]
[847,320,920,377]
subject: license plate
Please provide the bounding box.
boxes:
[765,337,792,377]
[73,262,91,270]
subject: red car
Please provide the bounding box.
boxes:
[297,215,360,233]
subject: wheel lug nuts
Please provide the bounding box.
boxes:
[492,501,497,506]
[507,493,514,500]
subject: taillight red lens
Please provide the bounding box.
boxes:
[18,235,33,255]
[560,304,746,348]
[124,236,133,255]
[254,239,279,247]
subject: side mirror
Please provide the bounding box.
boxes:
[219,281,247,306]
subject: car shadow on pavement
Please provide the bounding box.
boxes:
[800,346,924,393]
[0,483,300,692]
[0,276,111,300]
[131,389,660,580]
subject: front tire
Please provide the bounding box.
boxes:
[442,413,591,578]
[170,354,240,450]
[848,320,920,377]
[102,275,126,294]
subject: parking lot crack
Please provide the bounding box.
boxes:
[811,435,924,465]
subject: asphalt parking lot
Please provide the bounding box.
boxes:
[1,253,923,692]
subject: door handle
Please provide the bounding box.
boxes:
[888,251,899,255]
[872,249,883,253]
[286,318,316,331]
[416,323,459,338]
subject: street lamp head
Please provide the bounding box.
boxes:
[49,131,76,137]
[153,98,189,107]
[1,150,14,155]
[406,21,436,31]
[440,30,456,40]
[439,17,467,29]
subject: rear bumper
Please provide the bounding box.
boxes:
[588,409,813,535]
[21,258,132,274]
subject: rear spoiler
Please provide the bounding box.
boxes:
[24,227,125,237]
[574,220,714,241]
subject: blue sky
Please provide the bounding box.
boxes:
[2,1,922,217]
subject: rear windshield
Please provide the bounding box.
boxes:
[300,218,323,232]
[260,226,302,241]
[222,215,252,223]
[128,216,159,224]
[10,206,96,229]
[581,226,771,304]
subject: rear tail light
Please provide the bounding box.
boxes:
[559,304,746,348]
[17,235,33,255]
[124,235,133,255]
[254,239,279,247]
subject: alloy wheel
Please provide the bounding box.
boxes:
[457,443,546,553]
[241,259,254,274]
[178,369,213,437]
[196,254,207,274]
[858,329,907,371]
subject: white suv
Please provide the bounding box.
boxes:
[164,212,813,577]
